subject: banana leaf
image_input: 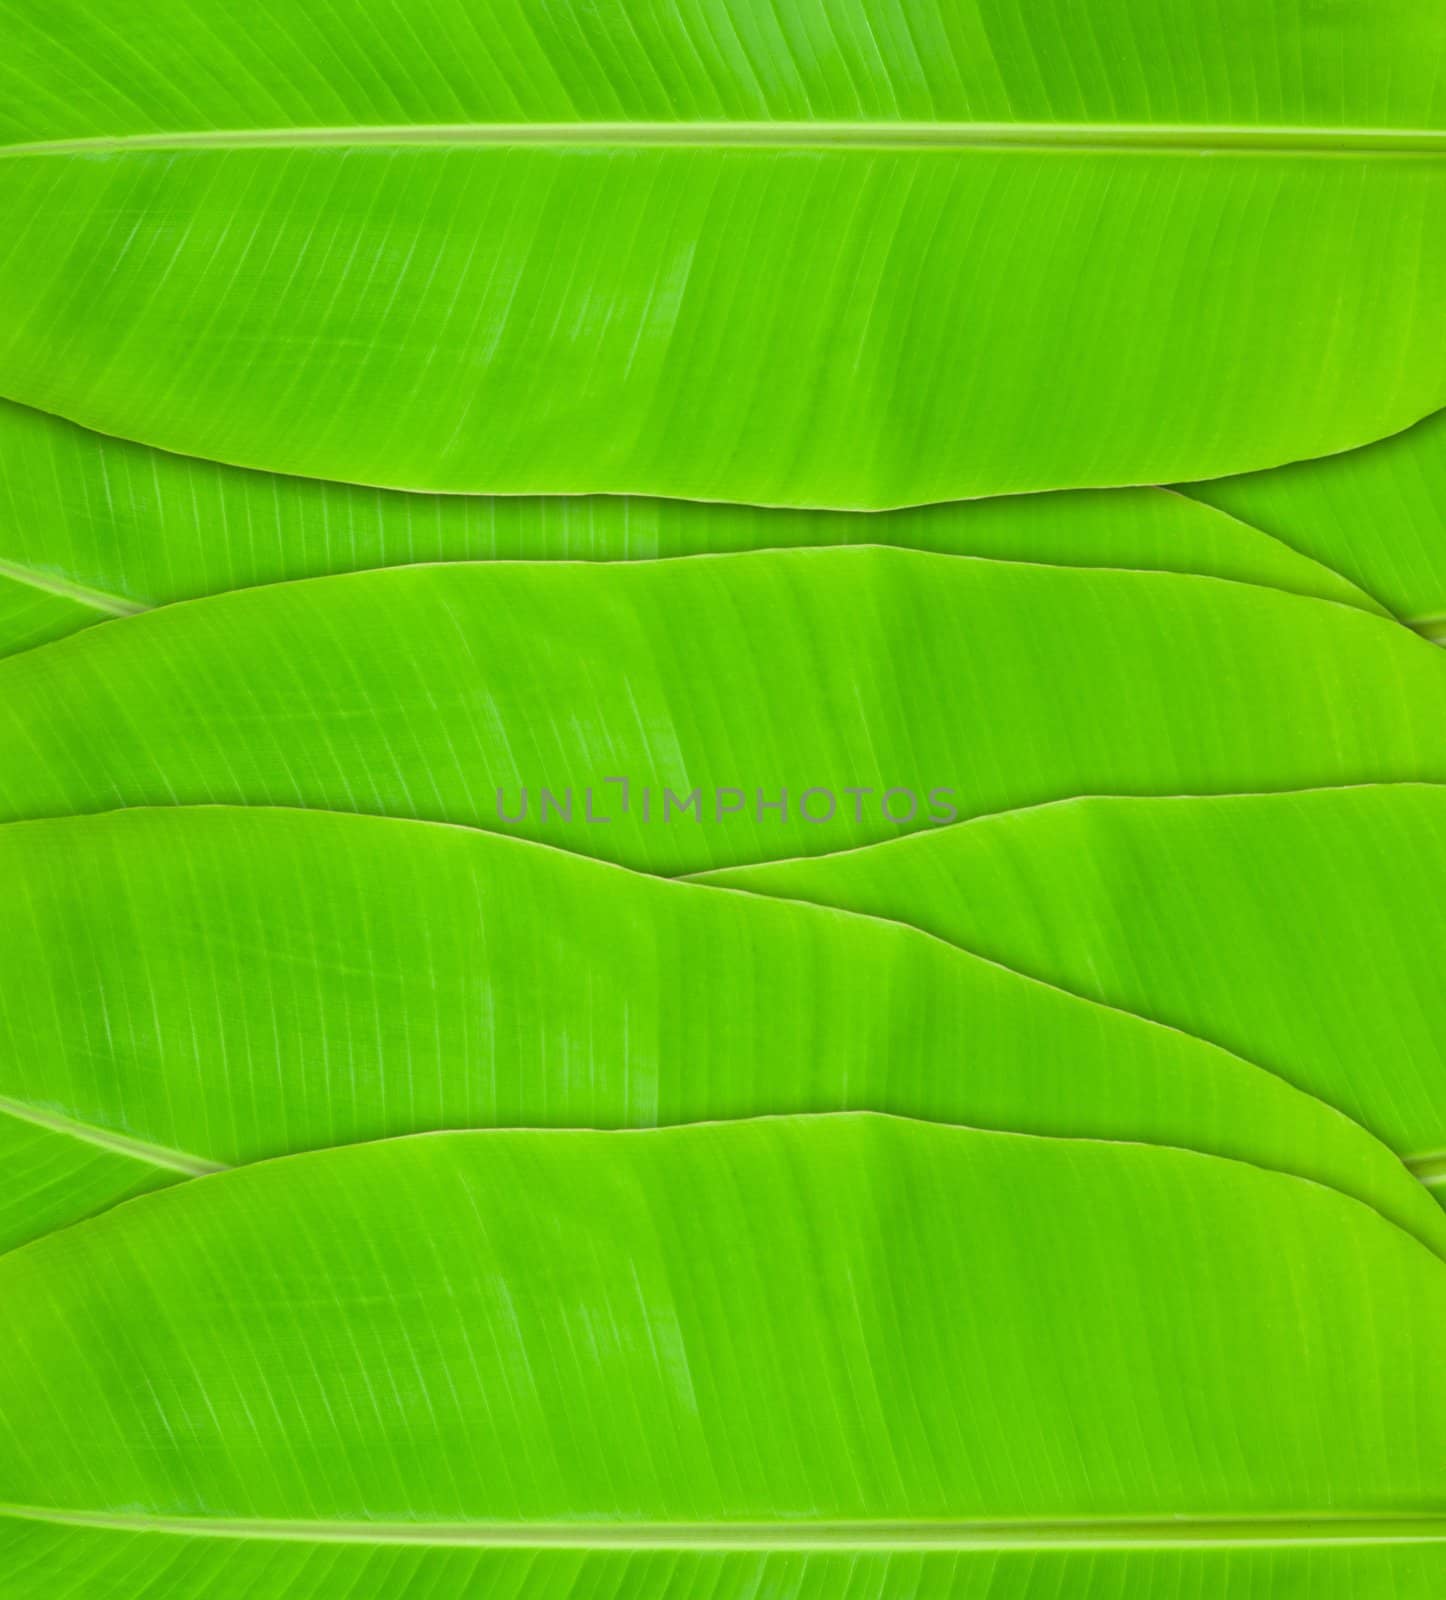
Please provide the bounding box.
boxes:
[4,804,1439,1257]
[700,785,1446,1196]
[1188,406,1446,641]
[3,3,1446,502]
[1,551,1445,874]
[0,399,1381,659]
[1,1115,1443,1596]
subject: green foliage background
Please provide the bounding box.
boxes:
[1,4,1444,1594]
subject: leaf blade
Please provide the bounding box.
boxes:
[0,1117,1442,1592]
[5,141,1446,503]
[4,804,1440,1256]
[9,0,1446,146]
[698,786,1446,1184]
[4,1514,1445,1599]
[1,551,1444,872]
[0,399,1382,660]
[1187,406,1446,636]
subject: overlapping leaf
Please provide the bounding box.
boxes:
[701,785,1446,1193]
[1187,406,1446,640]
[1,9,1442,1593]
[6,804,1439,1256]
[1,1116,1444,1597]
[2,551,1445,875]
[3,4,1445,502]
[0,400,1383,660]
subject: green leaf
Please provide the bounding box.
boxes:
[699,785,1446,1194]
[7,1526,1445,1600]
[1187,405,1446,641]
[6,804,1440,1258]
[0,399,1381,660]
[0,566,126,659]
[4,5,1446,502]
[1,1116,1443,1597]
[9,0,1446,145]
[2,551,1445,874]
[0,1109,184,1263]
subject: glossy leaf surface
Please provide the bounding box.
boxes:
[7,1524,1444,1600]
[1189,407,1446,640]
[3,5,1445,502]
[2,551,1445,873]
[0,569,125,659]
[6,805,1439,1257]
[702,786,1446,1191]
[8,0,1446,143]
[1,1117,1443,1596]
[0,399,1379,660]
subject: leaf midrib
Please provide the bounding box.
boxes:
[6,122,1446,160]
[3,1504,1443,1550]
[0,558,141,619]
[0,1092,219,1177]
[1409,1149,1446,1185]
